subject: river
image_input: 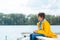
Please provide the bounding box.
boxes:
[0,25,60,40]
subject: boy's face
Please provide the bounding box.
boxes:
[38,16,43,22]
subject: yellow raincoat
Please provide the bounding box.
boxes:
[36,19,57,38]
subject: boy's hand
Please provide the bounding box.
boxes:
[34,30,38,33]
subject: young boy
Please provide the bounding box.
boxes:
[30,12,57,40]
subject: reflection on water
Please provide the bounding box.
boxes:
[0,25,60,40]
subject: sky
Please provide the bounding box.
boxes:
[0,0,60,15]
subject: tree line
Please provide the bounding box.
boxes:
[0,13,60,25]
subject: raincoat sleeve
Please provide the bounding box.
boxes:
[37,22,45,34]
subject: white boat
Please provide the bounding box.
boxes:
[36,36,57,40]
[17,32,60,40]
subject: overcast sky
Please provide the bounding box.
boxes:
[0,0,60,15]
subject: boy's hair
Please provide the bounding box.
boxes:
[38,12,45,19]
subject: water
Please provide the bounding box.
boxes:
[0,25,60,40]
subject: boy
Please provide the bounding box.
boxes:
[30,12,57,40]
